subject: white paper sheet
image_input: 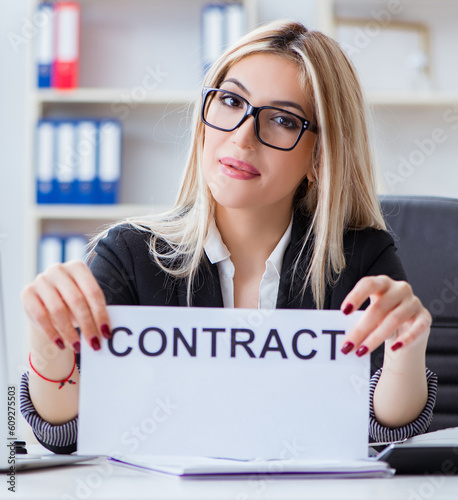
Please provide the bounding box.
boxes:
[403,427,458,446]
[79,306,369,461]
[109,455,394,478]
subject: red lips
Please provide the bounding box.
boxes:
[219,157,260,180]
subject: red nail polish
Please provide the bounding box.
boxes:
[55,339,65,350]
[391,342,403,352]
[341,342,354,355]
[73,341,81,353]
[343,304,354,315]
[356,346,369,357]
[91,337,101,351]
[101,324,112,339]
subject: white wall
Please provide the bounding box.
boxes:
[256,0,319,27]
[0,0,28,383]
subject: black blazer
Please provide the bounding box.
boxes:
[91,212,406,373]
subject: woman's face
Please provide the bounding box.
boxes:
[202,53,316,214]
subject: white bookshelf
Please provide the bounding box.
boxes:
[25,0,257,280]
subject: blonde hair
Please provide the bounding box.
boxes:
[93,20,386,308]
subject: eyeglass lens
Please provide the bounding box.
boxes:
[203,90,304,150]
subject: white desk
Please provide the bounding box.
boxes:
[11,458,458,500]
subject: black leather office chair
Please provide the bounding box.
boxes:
[380,195,458,432]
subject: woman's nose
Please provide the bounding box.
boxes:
[231,116,258,149]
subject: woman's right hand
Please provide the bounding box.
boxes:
[22,260,111,353]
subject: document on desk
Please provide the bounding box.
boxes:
[402,426,458,446]
[109,456,394,479]
[79,306,370,461]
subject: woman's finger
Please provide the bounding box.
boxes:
[45,261,108,350]
[63,261,111,341]
[346,284,409,346]
[22,262,110,351]
[27,269,84,351]
[341,275,408,315]
[389,307,431,349]
[21,284,67,349]
[346,295,421,355]
[340,276,427,356]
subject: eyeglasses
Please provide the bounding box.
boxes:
[201,87,318,151]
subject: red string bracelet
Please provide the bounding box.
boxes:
[29,352,77,390]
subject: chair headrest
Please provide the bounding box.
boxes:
[380,195,458,323]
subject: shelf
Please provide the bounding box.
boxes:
[33,88,197,105]
[32,204,170,221]
[35,87,458,108]
[366,91,458,107]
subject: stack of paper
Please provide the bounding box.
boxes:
[403,427,458,446]
[109,455,394,479]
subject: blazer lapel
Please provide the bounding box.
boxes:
[176,256,224,308]
[277,211,316,310]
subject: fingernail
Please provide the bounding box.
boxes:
[73,341,81,353]
[101,324,112,339]
[55,339,65,350]
[341,342,354,355]
[356,345,369,357]
[343,304,354,315]
[391,341,403,352]
[91,337,101,351]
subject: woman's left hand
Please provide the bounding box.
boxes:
[340,275,431,357]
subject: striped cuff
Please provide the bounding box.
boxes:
[369,367,438,443]
[20,371,78,452]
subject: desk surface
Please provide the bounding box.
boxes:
[10,458,458,500]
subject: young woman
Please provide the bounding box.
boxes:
[21,20,436,454]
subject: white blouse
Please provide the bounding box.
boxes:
[204,218,293,309]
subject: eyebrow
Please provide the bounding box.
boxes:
[221,78,250,95]
[220,78,308,117]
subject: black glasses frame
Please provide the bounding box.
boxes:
[201,87,318,151]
